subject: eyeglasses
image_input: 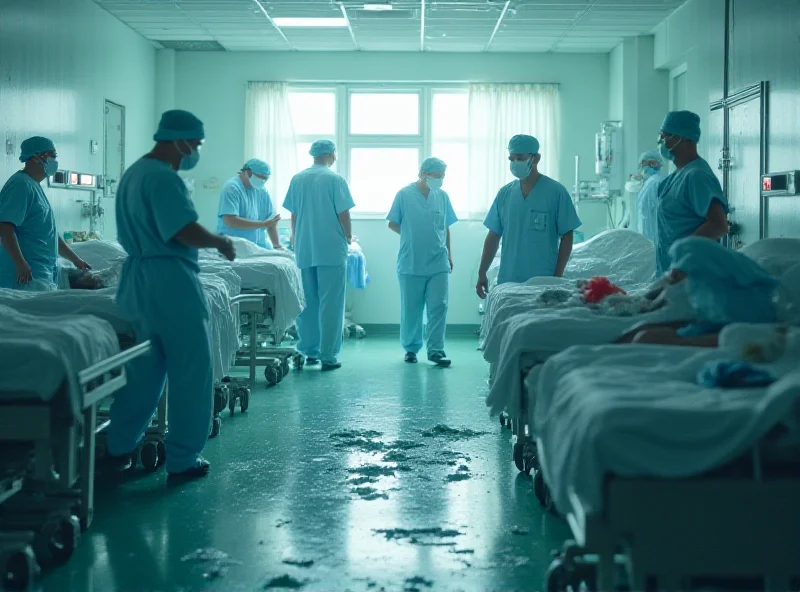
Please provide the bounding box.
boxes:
[656,134,673,145]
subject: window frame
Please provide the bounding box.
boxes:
[288,83,468,219]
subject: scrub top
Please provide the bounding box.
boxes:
[387,183,458,276]
[283,165,355,270]
[637,173,661,244]
[483,175,581,284]
[0,171,58,288]
[656,157,728,275]
[216,176,274,249]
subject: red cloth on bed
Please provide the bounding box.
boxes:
[582,276,627,304]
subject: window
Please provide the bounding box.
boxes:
[350,93,420,136]
[288,89,337,174]
[432,92,469,217]
[349,147,421,215]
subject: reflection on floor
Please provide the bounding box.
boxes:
[43,335,569,592]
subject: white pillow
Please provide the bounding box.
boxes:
[740,238,800,277]
[68,240,127,270]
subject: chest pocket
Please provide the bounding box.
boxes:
[432,210,445,228]
[528,210,548,232]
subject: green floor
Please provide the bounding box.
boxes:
[43,336,570,592]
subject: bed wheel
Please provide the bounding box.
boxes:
[213,387,228,415]
[228,390,237,415]
[240,390,250,413]
[281,359,290,377]
[156,440,166,468]
[533,470,553,510]
[209,417,221,439]
[545,556,568,592]
[513,442,526,473]
[140,441,160,472]
[265,365,281,386]
[33,514,79,569]
[293,354,304,370]
[1,545,38,591]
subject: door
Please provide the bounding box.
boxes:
[104,101,125,197]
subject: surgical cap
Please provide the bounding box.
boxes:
[638,150,664,169]
[153,110,205,142]
[508,135,540,155]
[19,136,56,163]
[660,110,701,143]
[309,140,336,157]
[244,158,271,177]
[420,157,447,174]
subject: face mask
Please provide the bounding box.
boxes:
[510,158,532,179]
[641,166,660,178]
[658,137,681,162]
[39,156,58,177]
[175,141,200,171]
[426,177,443,190]
[250,175,267,189]
[625,179,643,193]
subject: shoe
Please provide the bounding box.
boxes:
[306,357,320,366]
[168,458,211,481]
[405,352,418,363]
[321,362,342,371]
[103,452,133,472]
[428,352,452,368]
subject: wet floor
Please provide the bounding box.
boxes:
[43,335,570,592]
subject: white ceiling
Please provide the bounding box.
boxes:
[93,0,687,53]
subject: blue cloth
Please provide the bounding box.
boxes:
[347,249,370,289]
[676,322,726,338]
[0,171,58,289]
[508,135,540,155]
[661,110,702,143]
[483,176,581,284]
[153,110,205,142]
[656,157,728,275]
[399,272,449,356]
[283,165,355,269]
[420,157,447,174]
[216,176,274,248]
[670,236,779,325]
[244,158,270,177]
[309,140,336,157]
[637,174,660,243]
[110,156,212,473]
[697,361,775,389]
[387,183,458,276]
[296,265,347,365]
[19,137,55,162]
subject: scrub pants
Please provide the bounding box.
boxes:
[399,272,449,356]
[107,260,213,473]
[297,265,347,365]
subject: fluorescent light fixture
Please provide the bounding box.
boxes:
[272,17,349,28]
[364,3,392,10]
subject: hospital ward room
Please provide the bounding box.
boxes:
[2,1,800,591]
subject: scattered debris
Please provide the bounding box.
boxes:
[374,527,462,546]
[445,473,471,482]
[396,464,414,472]
[385,440,425,451]
[264,574,307,589]
[457,464,470,473]
[382,451,410,463]
[180,548,242,581]
[450,548,475,555]
[510,526,530,536]
[275,519,292,528]
[352,486,389,501]
[420,425,488,440]
[331,429,383,440]
[348,465,396,478]
[334,438,386,452]
[348,476,379,486]
[404,576,434,590]
[281,558,314,568]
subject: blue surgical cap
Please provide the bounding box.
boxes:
[420,157,447,174]
[638,150,664,169]
[508,134,540,155]
[309,140,336,157]
[19,136,56,162]
[244,158,271,177]
[660,110,701,143]
[153,110,205,142]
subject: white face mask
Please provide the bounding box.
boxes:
[39,156,58,177]
[510,158,532,179]
[426,176,443,190]
[250,175,267,189]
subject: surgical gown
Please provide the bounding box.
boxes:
[483,176,581,284]
[656,157,728,275]
[636,174,660,244]
[216,176,274,248]
[0,171,58,290]
[108,157,213,473]
[283,165,355,364]
[387,183,458,355]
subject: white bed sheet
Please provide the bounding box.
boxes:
[534,333,800,514]
[0,305,119,413]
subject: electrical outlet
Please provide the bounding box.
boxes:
[90,140,99,155]
[5,139,13,156]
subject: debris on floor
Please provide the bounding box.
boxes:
[374,527,463,546]
[420,425,488,440]
[445,473,471,482]
[382,450,410,463]
[180,548,242,580]
[348,464,396,478]
[263,574,308,589]
[510,526,530,536]
[404,575,434,590]
[275,519,292,528]
[348,475,379,485]
[352,486,389,500]
[281,558,314,568]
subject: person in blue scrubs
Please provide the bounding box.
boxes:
[216,158,281,249]
[476,134,581,298]
[630,150,664,244]
[283,140,355,371]
[0,136,91,290]
[655,111,729,275]
[388,157,458,367]
[107,110,236,480]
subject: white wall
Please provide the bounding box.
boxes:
[0,0,157,241]
[171,51,609,325]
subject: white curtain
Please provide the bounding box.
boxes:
[244,82,298,209]
[467,83,560,218]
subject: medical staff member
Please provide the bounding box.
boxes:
[476,134,581,298]
[217,158,281,249]
[0,136,91,290]
[387,157,457,367]
[655,110,729,275]
[283,140,354,371]
[628,150,664,244]
[107,110,236,481]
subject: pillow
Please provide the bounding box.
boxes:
[68,240,127,271]
[740,238,800,277]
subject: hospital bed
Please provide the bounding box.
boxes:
[532,327,800,591]
[0,305,152,586]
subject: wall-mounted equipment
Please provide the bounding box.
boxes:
[761,171,799,197]
[595,121,624,193]
[47,170,101,191]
